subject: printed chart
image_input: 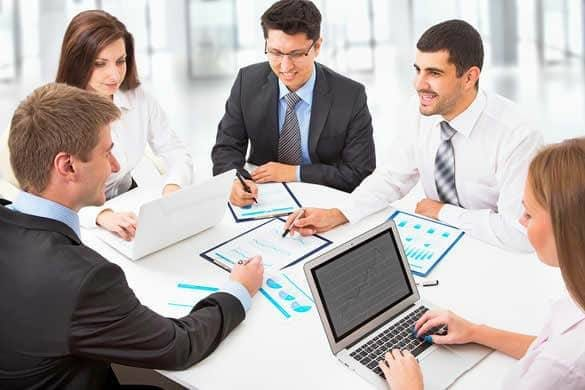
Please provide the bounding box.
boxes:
[228,183,301,222]
[166,282,219,317]
[201,218,331,270]
[260,272,315,320]
[390,210,464,276]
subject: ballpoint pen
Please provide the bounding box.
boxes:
[415,279,439,287]
[235,172,258,204]
[282,209,304,238]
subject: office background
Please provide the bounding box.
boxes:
[0,0,583,178]
[0,1,583,388]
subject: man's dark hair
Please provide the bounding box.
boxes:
[261,0,321,42]
[417,19,484,84]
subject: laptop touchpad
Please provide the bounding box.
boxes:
[420,347,465,389]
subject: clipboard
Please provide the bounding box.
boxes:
[227,182,302,223]
[201,217,332,272]
[389,210,464,277]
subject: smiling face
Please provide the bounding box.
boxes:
[413,49,479,121]
[86,38,127,97]
[519,179,559,267]
[265,29,321,92]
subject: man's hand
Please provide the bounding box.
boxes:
[229,255,264,296]
[251,162,296,183]
[96,210,138,241]
[162,184,181,196]
[415,198,445,219]
[379,350,424,390]
[283,208,348,236]
[229,179,258,207]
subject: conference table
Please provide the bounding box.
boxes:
[81,181,567,389]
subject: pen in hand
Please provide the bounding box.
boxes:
[235,172,258,204]
[282,209,305,238]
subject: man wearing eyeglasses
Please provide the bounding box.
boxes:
[212,0,376,206]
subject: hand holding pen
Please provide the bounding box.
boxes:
[230,172,258,206]
[230,255,264,296]
[282,208,305,237]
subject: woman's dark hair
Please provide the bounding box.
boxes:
[56,10,140,91]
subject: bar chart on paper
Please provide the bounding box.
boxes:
[390,210,464,276]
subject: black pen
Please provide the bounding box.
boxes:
[282,209,304,238]
[235,172,258,204]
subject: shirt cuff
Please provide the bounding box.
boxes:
[438,203,466,227]
[221,280,252,312]
[296,166,301,182]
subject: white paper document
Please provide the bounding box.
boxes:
[201,218,331,270]
[259,271,315,320]
[228,183,301,222]
[390,210,464,276]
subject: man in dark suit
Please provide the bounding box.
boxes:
[212,0,376,206]
[0,83,264,389]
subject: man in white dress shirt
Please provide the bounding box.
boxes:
[285,19,543,252]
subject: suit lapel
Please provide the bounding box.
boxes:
[260,71,280,161]
[308,63,332,162]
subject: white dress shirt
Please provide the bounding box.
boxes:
[339,90,543,252]
[80,87,193,227]
[501,295,585,389]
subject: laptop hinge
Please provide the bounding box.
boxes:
[345,303,416,350]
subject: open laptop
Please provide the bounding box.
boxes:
[304,220,491,389]
[96,169,235,260]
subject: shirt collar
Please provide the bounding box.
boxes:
[432,89,487,138]
[551,295,585,335]
[278,64,316,106]
[11,191,81,238]
[113,89,132,111]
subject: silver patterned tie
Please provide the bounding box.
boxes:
[434,121,461,206]
[278,92,302,164]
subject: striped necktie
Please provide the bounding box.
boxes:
[278,92,302,165]
[434,121,461,206]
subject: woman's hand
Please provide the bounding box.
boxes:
[96,210,138,241]
[414,310,477,345]
[379,349,424,390]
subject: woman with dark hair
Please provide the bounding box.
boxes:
[381,138,585,389]
[56,10,193,240]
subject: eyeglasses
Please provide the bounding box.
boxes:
[264,40,316,62]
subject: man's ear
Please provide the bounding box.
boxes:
[465,66,481,89]
[53,152,76,181]
[313,37,323,56]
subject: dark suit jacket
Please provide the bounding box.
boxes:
[211,62,376,192]
[0,202,245,390]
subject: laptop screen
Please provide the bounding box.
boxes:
[311,228,413,342]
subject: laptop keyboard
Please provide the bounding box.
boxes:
[349,306,447,379]
[97,229,135,252]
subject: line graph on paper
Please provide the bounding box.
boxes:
[204,219,330,270]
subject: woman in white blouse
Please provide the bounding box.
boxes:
[55,10,193,239]
[381,138,585,389]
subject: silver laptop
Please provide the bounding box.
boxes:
[96,170,235,260]
[304,220,491,390]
